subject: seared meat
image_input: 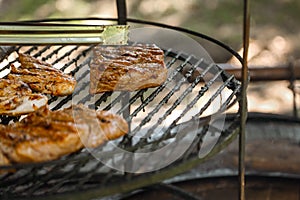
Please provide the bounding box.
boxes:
[0,78,32,96]
[0,104,128,164]
[90,43,167,94]
[8,53,76,96]
[0,79,48,116]
[0,148,10,166]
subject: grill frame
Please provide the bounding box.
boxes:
[0,17,244,199]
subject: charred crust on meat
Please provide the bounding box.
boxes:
[90,43,167,94]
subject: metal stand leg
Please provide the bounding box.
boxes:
[239,0,250,199]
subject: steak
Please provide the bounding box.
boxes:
[90,43,167,94]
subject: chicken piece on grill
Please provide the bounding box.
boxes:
[0,149,10,166]
[90,43,167,94]
[0,79,48,116]
[0,104,128,164]
[8,53,76,96]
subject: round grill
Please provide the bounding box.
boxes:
[0,42,241,199]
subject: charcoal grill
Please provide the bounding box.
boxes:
[0,0,249,199]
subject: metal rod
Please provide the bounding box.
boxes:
[0,23,108,32]
[116,0,127,25]
[0,23,129,45]
[222,64,300,81]
[239,0,250,199]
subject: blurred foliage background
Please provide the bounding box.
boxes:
[0,0,299,115]
[0,0,299,64]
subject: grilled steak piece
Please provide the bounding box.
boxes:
[0,79,48,116]
[8,53,76,96]
[90,43,167,94]
[0,104,128,164]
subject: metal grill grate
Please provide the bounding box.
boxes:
[0,44,241,199]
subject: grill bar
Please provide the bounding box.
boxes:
[194,74,234,118]
[42,46,65,61]
[118,51,190,116]
[134,61,217,139]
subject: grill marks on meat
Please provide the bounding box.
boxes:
[90,44,167,94]
[0,79,48,116]
[0,79,31,111]
[0,104,128,164]
[8,53,77,96]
